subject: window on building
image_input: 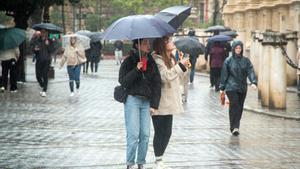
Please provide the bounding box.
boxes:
[199,2,204,23]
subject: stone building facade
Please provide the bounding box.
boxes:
[223,0,300,86]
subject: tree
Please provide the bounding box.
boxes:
[0,0,64,81]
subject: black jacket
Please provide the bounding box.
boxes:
[119,50,161,109]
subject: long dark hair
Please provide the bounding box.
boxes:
[153,36,176,69]
[129,39,145,57]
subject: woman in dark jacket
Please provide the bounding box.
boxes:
[119,39,161,169]
[219,40,257,136]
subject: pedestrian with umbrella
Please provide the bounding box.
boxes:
[0,27,25,93]
[60,34,86,97]
[175,30,205,83]
[31,29,53,97]
[102,14,175,169]
[151,36,190,169]
[219,40,257,136]
[205,35,231,89]
[90,40,102,75]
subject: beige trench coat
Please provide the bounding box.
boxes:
[152,53,185,116]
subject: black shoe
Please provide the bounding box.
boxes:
[138,164,144,169]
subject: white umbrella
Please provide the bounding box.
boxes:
[62,34,91,50]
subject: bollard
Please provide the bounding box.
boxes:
[261,32,287,109]
[284,31,298,86]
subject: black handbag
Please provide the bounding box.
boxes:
[114,85,128,103]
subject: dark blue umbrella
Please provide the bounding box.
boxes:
[155,6,192,30]
[208,35,232,42]
[32,23,63,33]
[174,36,205,56]
[102,15,176,40]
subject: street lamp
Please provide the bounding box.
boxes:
[69,0,80,32]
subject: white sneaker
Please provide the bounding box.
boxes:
[10,90,18,93]
[232,128,239,136]
[70,92,74,97]
[40,91,47,97]
[0,87,5,92]
[153,161,172,169]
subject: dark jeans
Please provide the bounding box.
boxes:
[211,67,222,91]
[91,61,99,73]
[152,115,173,157]
[83,61,90,73]
[226,91,247,132]
[67,65,81,92]
[190,58,197,83]
[36,60,50,92]
[1,59,17,91]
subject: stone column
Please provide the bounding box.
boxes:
[284,31,298,86]
[250,31,260,76]
[262,8,272,31]
[257,32,264,99]
[261,32,287,109]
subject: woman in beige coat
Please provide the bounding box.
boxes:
[151,36,189,169]
[60,36,86,97]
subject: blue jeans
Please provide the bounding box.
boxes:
[124,95,150,165]
[67,65,81,92]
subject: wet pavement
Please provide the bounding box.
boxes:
[0,59,300,169]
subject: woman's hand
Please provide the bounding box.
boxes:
[150,108,156,115]
[137,61,143,70]
[180,57,190,67]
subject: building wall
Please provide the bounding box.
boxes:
[223,0,300,86]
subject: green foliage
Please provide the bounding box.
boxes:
[50,5,63,27]
[85,13,100,31]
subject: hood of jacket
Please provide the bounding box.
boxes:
[231,40,243,57]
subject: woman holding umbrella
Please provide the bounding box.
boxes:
[219,40,257,136]
[151,36,189,169]
[119,39,161,169]
[60,35,86,97]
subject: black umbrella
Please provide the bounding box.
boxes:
[32,23,63,33]
[220,30,238,38]
[102,15,175,40]
[174,36,205,56]
[155,6,192,30]
[204,25,230,33]
[90,32,103,42]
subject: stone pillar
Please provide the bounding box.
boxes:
[262,8,272,31]
[260,40,271,106]
[261,32,287,109]
[284,31,298,86]
[250,31,260,76]
[257,32,264,99]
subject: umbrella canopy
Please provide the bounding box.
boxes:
[155,6,192,30]
[102,15,176,40]
[90,32,103,42]
[62,34,91,50]
[205,25,230,33]
[208,35,232,42]
[174,36,205,56]
[220,30,238,38]
[76,30,93,37]
[0,27,26,50]
[32,23,63,33]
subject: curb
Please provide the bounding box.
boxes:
[195,72,300,120]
